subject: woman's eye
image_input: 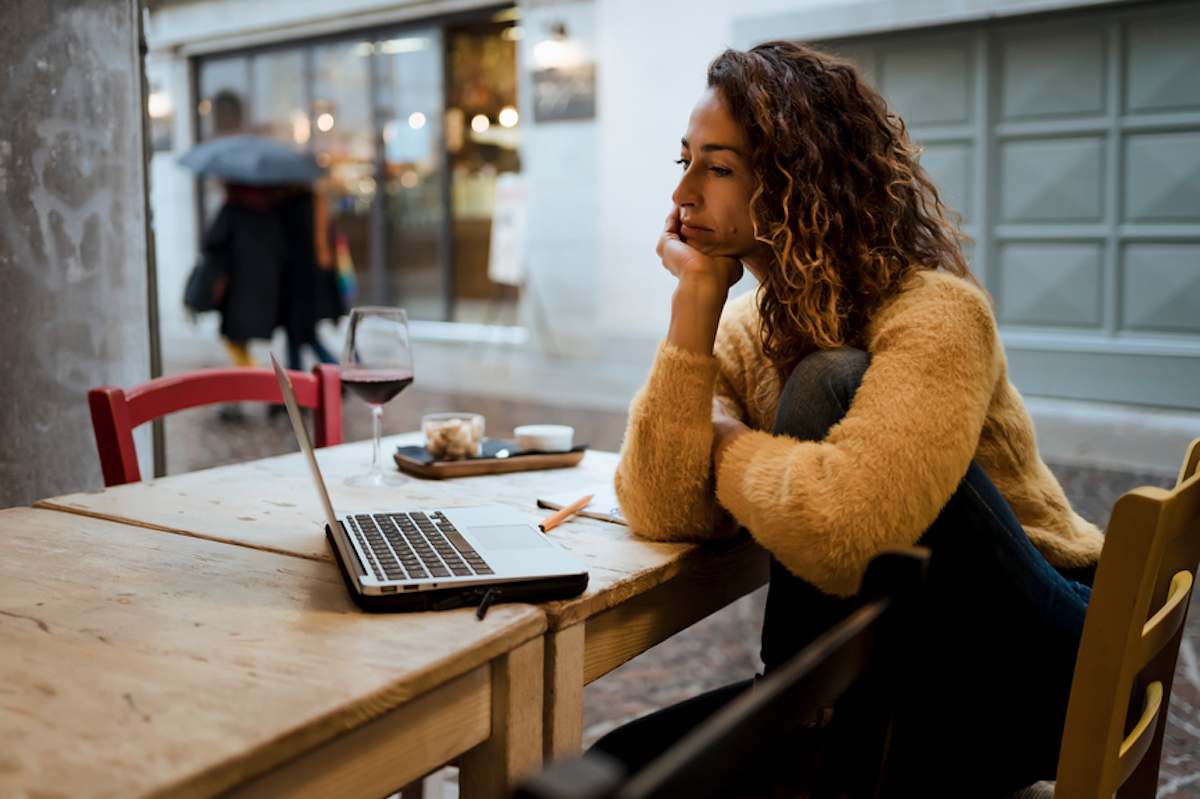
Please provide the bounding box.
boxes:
[710,166,732,177]
[674,158,690,170]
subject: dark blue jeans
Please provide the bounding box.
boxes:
[593,348,1092,797]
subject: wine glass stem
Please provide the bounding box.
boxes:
[371,404,383,476]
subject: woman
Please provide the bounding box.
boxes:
[603,42,1103,797]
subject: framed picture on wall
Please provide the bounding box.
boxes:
[532,62,596,122]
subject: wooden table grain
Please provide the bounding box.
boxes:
[39,434,770,764]
[38,433,620,564]
[0,507,546,798]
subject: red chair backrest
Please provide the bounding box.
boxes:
[88,365,342,487]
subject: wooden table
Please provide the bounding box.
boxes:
[0,507,546,798]
[38,433,616,564]
[40,433,770,763]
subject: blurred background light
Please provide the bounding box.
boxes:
[147,91,173,119]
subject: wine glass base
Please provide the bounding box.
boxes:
[344,470,408,488]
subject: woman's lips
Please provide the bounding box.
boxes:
[680,222,712,237]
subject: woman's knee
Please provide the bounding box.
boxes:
[773,347,870,440]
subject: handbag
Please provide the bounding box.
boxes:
[182,254,225,313]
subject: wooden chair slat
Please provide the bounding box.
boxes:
[1138,570,1194,670]
[1177,438,1200,486]
[1116,681,1163,786]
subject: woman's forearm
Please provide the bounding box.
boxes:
[667,275,728,355]
[613,333,738,541]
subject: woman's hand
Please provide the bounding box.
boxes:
[711,397,750,475]
[660,207,743,355]
[657,207,743,290]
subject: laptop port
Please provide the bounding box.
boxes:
[381,585,397,594]
[404,585,419,591]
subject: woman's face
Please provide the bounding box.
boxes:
[673,88,761,265]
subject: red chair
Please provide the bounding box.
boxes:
[88,365,342,487]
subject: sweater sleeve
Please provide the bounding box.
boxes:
[715,276,1001,596]
[614,341,738,541]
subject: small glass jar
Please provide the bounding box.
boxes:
[422,412,485,460]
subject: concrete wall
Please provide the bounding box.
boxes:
[0,0,152,506]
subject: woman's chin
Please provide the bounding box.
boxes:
[685,237,736,258]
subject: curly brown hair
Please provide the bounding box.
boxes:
[707,42,975,377]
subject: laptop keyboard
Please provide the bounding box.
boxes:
[349,511,495,583]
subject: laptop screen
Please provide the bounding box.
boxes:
[270,354,341,534]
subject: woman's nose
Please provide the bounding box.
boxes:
[672,173,698,209]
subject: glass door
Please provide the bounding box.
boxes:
[445,17,522,324]
[250,48,306,145]
[311,39,377,302]
[193,10,520,325]
[373,30,449,320]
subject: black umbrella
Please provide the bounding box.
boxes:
[178,134,322,185]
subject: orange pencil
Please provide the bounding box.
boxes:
[539,493,594,533]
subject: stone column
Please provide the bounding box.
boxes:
[0,0,153,506]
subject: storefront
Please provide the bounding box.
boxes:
[147,0,1198,410]
[183,5,523,325]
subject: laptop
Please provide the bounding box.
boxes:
[271,355,589,614]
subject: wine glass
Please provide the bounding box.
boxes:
[341,307,414,487]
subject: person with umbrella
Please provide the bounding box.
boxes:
[180,135,343,373]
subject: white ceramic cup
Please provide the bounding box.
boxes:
[513,424,574,453]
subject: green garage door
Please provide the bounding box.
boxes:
[819,1,1200,409]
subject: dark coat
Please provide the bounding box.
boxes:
[203,200,284,342]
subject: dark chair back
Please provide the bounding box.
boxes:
[515,547,930,799]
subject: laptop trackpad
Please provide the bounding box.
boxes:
[471,524,554,550]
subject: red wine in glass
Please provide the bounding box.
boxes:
[341,369,414,406]
[341,307,414,487]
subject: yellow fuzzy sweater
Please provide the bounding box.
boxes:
[615,270,1104,597]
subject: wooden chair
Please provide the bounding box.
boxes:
[514,547,931,799]
[88,365,342,487]
[1046,436,1200,798]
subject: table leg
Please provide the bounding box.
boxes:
[543,623,585,760]
[460,636,544,797]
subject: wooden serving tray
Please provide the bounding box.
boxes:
[393,439,586,479]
